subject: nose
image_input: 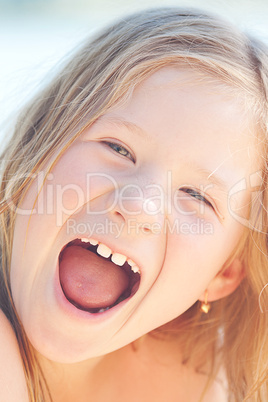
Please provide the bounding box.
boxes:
[105,180,166,234]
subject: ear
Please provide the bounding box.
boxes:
[198,258,245,302]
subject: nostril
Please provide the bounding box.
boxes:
[114,211,125,221]
[142,225,151,233]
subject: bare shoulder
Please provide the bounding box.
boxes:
[0,310,29,401]
[199,364,229,402]
[202,379,228,402]
[183,357,228,402]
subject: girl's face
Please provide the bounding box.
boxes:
[10,67,258,363]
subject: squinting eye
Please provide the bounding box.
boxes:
[180,187,213,209]
[103,141,135,163]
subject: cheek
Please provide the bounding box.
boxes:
[10,145,119,310]
[13,148,117,234]
[130,230,230,332]
[36,143,123,225]
[161,219,244,296]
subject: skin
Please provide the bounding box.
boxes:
[0,311,28,401]
[9,67,259,400]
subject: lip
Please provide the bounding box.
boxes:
[54,251,141,323]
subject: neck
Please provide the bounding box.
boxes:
[37,333,215,402]
[37,351,103,402]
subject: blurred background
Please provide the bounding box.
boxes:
[1,0,268,139]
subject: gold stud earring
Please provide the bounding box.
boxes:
[200,289,211,313]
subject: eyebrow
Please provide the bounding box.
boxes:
[97,115,229,193]
[98,115,151,140]
[188,166,229,193]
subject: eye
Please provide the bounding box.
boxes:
[102,141,135,163]
[179,187,214,209]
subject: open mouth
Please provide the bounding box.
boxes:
[58,238,141,314]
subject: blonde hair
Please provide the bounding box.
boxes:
[0,7,267,401]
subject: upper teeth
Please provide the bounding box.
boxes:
[80,237,140,274]
[97,243,112,258]
[111,253,127,266]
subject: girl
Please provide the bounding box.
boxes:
[0,7,267,402]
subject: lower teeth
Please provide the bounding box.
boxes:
[97,307,110,313]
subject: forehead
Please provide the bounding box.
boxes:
[105,66,259,175]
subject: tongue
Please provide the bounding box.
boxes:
[59,245,129,309]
